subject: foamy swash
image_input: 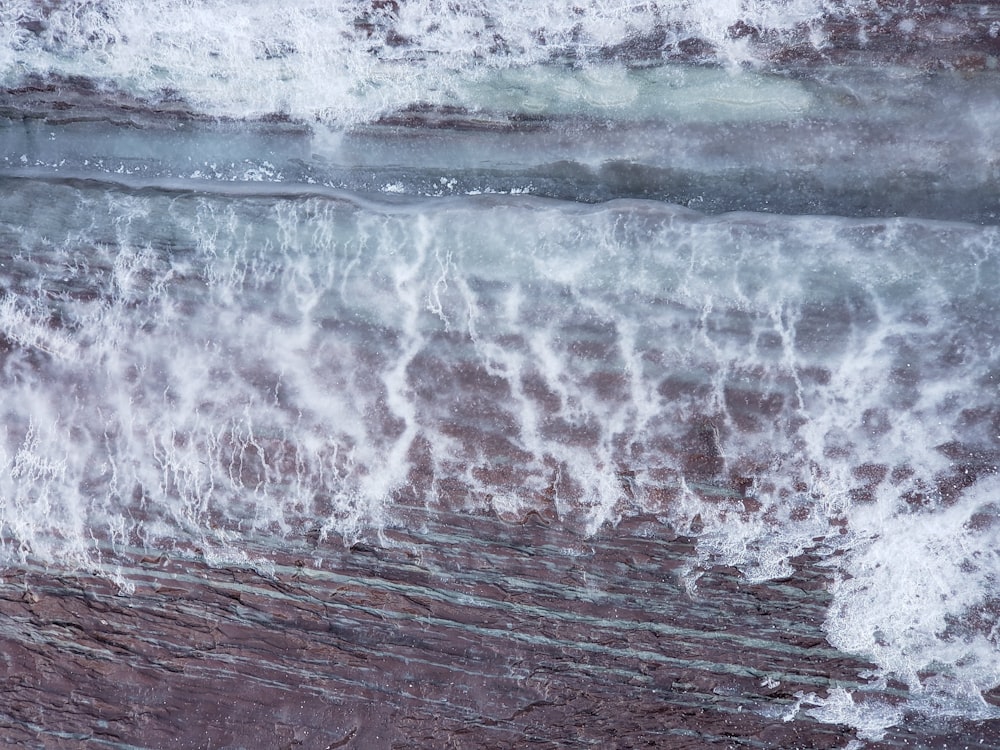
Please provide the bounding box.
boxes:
[8,0,833,123]
[3,0,1000,124]
[2,0,1000,741]
[1,180,998,734]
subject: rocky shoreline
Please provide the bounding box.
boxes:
[3,4,1000,748]
[2,505,998,748]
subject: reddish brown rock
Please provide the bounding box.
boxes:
[1,507,998,748]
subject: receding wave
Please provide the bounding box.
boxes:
[2,1,1000,741]
[0,177,998,732]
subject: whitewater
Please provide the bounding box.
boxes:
[1,0,1000,742]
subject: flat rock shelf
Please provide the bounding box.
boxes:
[2,506,998,749]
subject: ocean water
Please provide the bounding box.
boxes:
[2,0,1000,739]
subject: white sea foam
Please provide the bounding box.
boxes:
[2,1,999,737]
[0,0,859,124]
[827,478,1000,698]
[0,183,1000,640]
[793,688,904,741]
[0,178,998,728]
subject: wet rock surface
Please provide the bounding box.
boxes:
[1,507,998,749]
[2,4,1000,748]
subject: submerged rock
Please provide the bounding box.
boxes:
[2,508,998,748]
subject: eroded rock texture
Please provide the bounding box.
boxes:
[1,508,998,749]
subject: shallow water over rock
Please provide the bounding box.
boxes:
[1,2,1000,747]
